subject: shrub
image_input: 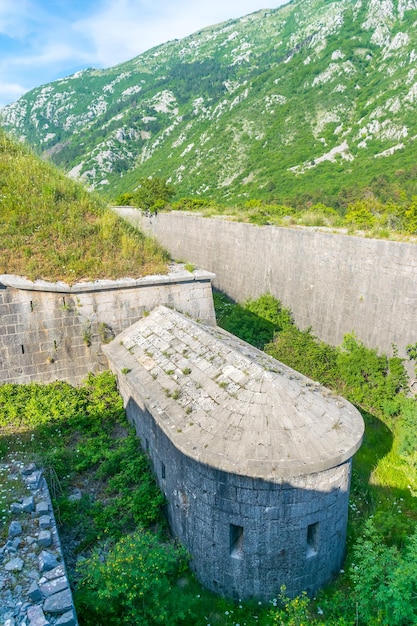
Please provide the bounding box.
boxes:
[351,519,417,626]
[76,530,194,625]
[344,201,376,229]
[215,292,293,349]
[265,325,339,388]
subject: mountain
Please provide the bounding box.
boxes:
[2,0,417,205]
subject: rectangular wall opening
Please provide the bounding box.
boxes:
[307,522,319,558]
[230,524,244,559]
[161,462,166,479]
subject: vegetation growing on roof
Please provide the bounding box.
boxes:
[0,130,169,283]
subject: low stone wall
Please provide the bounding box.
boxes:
[0,266,215,385]
[116,208,417,366]
[0,462,78,626]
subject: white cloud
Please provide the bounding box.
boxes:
[0,0,288,107]
[0,0,32,37]
[0,82,28,109]
[74,0,283,67]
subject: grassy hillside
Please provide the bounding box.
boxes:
[0,130,169,283]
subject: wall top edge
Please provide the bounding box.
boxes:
[0,267,215,293]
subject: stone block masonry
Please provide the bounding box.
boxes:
[118,209,417,369]
[0,266,215,386]
[104,306,364,600]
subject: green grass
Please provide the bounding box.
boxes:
[168,194,417,242]
[0,130,169,283]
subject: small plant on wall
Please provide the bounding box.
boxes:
[98,322,115,344]
[82,324,92,347]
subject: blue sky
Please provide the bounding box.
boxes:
[0,0,287,109]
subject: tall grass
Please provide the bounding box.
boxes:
[0,130,169,282]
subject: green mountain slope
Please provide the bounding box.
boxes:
[2,0,417,204]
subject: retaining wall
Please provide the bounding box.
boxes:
[0,268,215,385]
[116,209,417,363]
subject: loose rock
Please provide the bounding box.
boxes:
[0,463,78,625]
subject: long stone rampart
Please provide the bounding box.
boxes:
[115,208,417,364]
[0,267,215,385]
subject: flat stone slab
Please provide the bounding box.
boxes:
[27,605,49,626]
[39,575,68,597]
[38,530,52,547]
[36,501,49,516]
[5,557,24,572]
[41,564,66,581]
[39,515,51,530]
[43,588,73,614]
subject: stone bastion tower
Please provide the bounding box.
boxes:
[103,305,364,600]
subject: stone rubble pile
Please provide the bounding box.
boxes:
[0,463,78,626]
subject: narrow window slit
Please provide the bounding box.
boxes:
[21,345,25,354]
[161,462,166,479]
[307,522,319,558]
[230,524,244,559]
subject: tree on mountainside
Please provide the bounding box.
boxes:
[134,177,175,216]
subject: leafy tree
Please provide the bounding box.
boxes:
[134,177,175,215]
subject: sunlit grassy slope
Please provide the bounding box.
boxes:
[0,130,169,283]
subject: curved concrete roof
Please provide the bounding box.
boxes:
[104,305,364,480]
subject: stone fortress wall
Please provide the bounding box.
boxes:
[0,268,216,385]
[0,215,370,603]
[117,209,417,369]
